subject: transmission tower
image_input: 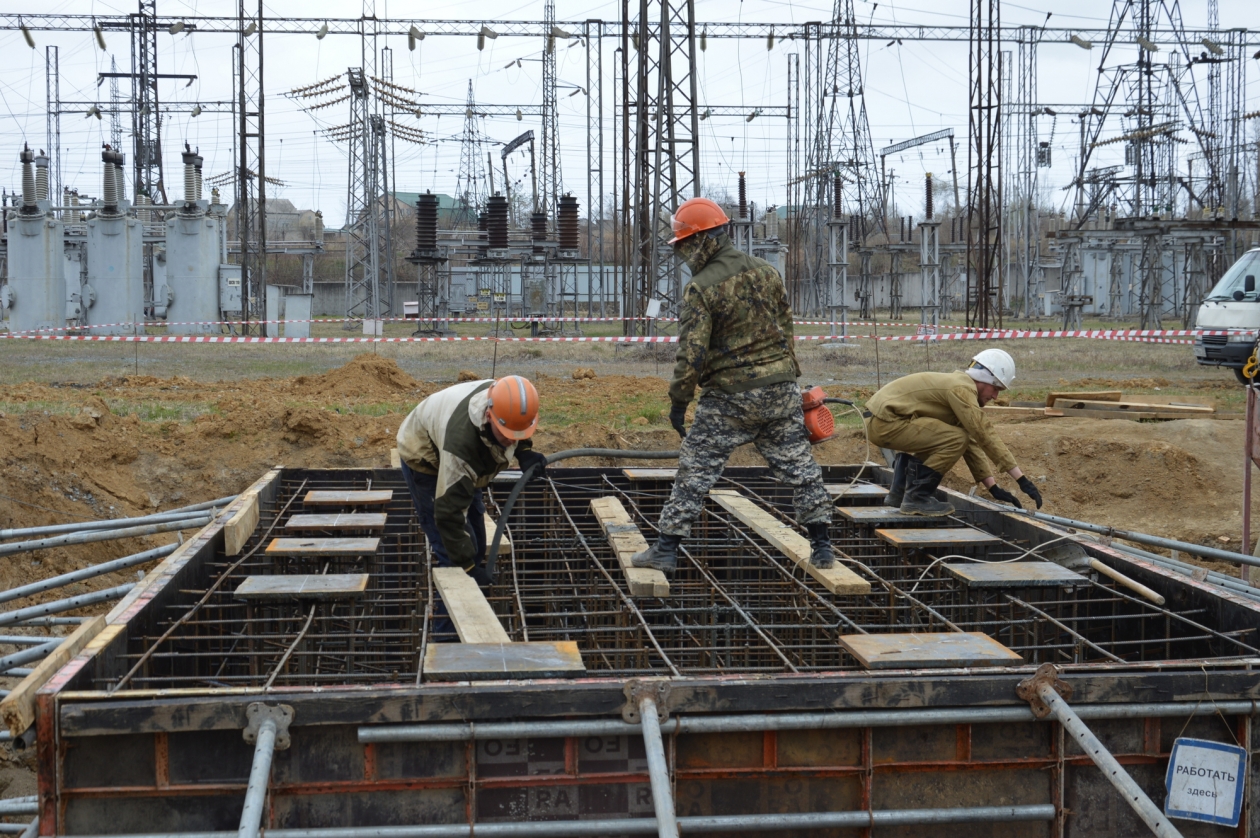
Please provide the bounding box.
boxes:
[965,0,1003,328]
[1075,0,1215,220]
[454,81,489,229]
[541,0,564,221]
[235,0,266,330]
[109,56,124,155]
[130,0,165,203]
[626,0,700,330]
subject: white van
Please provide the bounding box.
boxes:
[1194,247,1260,384]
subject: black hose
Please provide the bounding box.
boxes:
[486,448,681,581]
[822,397,855,406]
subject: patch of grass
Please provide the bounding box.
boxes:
[341,402,409,417]
[0,400,78,416]
[108,401,219,422]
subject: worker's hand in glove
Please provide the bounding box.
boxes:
[516,449,548,481]
[467,565,494,588]
[1016,476,1043,509]
[669,401,689,439]
[988,485,1022,509]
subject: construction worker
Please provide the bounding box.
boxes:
[632,197,836,574]
[863,348,1043,516]
[396,376,547,604]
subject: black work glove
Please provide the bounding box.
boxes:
[988,485,1022,509]
[1017,476,1043,509]
[669,401,688,439]
[516,449,548,481]
[468,565,494,588]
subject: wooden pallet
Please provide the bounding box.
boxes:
[264,537,380,557]
[303,490,394,507]
[839,631,1023,669]
[875,528,1001,549]
[234,573,370,601]
[284,513,388,532]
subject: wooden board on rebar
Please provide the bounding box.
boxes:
[302,490,394,506]
[423,641,585,681]
[875,528,1001,549]
[838,507,942,525]
[825,484,888,501]
[265,537,381,556]
[284,513,388,532]
[622,468,679,481]
[590,497,670,597]
[431,567,511,644]
[708,489,871,596]
[234,573,369,601]
[839,631,1023,669]
[943,562,1087,587]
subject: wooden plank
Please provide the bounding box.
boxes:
[423,641,585,681]
[234,573,369,601]
[485,514,510,564]
[983,405,1052,418]
[1044,390,1122,408]
[589,497,670,597]
[431,567,511,644]
[825,483,888,499]
[1052,398,1212,414]
[223,492,259,557]
[264,537,380,556]
[390,448,401,468]
[302,490,394,507]
[622,468,679,481]
[708,490,871,596]
[838,507,945,526]
[1,615,106,736]
[839,631,1023,669]
[283,513,388,532]
[1054,407,1222,421]
[876,527,1002,549]
[943,562,1088,588]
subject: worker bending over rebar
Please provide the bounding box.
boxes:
[396,376,547,636]
[633,197,836,575]
[862,348,1044,517]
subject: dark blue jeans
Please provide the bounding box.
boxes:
[401,462,487,641]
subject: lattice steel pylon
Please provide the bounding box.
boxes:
[342,68,394,322]
[234,0,266,331]
[108,56,124,156]
[541,0,564,222]
[453,81,488,229]
[804,0,884,256]
[626,0,700,331]
[1075,0,1214,220]
[965,0,1003,329]
[130,0,165,203]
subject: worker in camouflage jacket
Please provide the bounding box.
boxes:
[632,197,835,575]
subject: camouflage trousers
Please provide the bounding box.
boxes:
[658,381,832,537]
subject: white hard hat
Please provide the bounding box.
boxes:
[969,348,1015,389]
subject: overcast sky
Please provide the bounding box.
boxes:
[0,0,1255,226]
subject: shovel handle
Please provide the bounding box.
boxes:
[1088,559,1166,606]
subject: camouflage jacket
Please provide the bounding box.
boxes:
[667,232,800,404]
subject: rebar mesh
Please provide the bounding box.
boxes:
[98,466,1259,691]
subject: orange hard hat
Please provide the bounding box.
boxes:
[486,375,539,440]
[669,197,731,244]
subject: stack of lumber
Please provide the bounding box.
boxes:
[983,390,1236,421]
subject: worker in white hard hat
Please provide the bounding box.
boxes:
[860,348,1043,516]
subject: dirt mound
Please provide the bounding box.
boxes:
[290,354,422,400]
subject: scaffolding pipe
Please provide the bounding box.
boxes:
[486,448,680,580]
[0,544,177,607]
[0,496,235,541]
[1033,682,1183,838]
[0,635,60,646]
[639,696,679,838]
[1100,539,1260,601]
[0,798,37,817]
[0,798,38,816]
[64,804,1058,838]
[0,638,62,674]
[0,515,212,558]
[0,583,134,628]
[359,700,1260,744]
[1021,509,1260,568]
[237,718,278,838]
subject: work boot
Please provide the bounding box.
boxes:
[899,458,955,517]
[884,453,909,508]
[631,533,682,574]
[806,521,835,570]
